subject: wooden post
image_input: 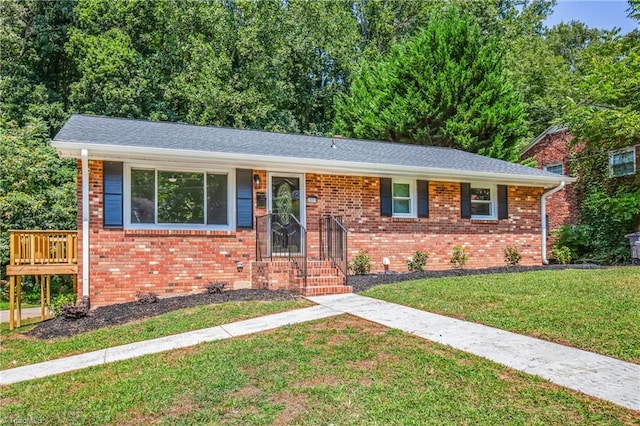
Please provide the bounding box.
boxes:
[39,275,44,320]
[46,275,51,318]
[9,276,15,331]
[16,276,22,328]
[72,274,78,294]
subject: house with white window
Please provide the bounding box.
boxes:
[521,125,639,250]
[53,115,572,307]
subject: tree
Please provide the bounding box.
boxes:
[558,17,640,263]
[333,7,528,160]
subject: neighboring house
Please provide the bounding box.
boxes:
[53,115,571,307]
[521,125,640,250]
[520,126,580,244]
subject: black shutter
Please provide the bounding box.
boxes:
[236,169,253,229]
[380,178,392,217]
[460,183,471,219]
[103,162,123,227]
[417,180,429,218]
[498,185,508,219]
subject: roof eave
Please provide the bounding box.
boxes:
[52,140,575,187]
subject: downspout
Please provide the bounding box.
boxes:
[541,181,566,264]
[81,149,90,302]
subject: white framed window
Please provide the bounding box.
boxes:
[124,164,234,230]
[392,179,416,217]
[470,183,497,219]
[609,147,636,177]
[544,163,564,175]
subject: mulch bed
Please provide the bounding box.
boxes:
[25,264,603,339]
[26,289,300,339]
[348,263,604,293]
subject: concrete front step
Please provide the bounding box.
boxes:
[301,285,354,297]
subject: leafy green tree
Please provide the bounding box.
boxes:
[559,13,640,263]
[334,7,528,160]
[0,121,77,270]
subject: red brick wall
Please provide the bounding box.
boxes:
[78,161,256,307]
[305,174,544,272]
[78,163,546,306]
[521,130,580,243]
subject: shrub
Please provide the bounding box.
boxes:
[205,282,227,294]
[136,292,158,304]
[503,245,522,266]
[349,249,372,275]
[50,293,77,318]
[450,245,468,269]
[407,250,430,271]
[61,296,90,319]
[552,245,573,265]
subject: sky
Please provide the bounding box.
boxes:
[544,0,638,33]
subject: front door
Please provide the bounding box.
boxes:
[268,173,304,255]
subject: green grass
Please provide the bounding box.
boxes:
[0,299,312,369]
[0,301,40,310]
[1,315,637,425]
[363,267,640,363]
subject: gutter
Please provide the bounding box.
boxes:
[541,181,566,264]
[81,149,90,303]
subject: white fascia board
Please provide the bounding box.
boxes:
[52,141,576,188]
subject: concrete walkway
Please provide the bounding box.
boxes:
[0,307,45,323]
[1,294,638,412]
[308,294,640,411]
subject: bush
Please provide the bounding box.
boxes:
[503,245,522,266]
[50,293,77,318]
[205,282,227,294]
[552,245,573,265]
[450,245,468,269]
[136,292,158,304]
[349,250,372,275]
[407,250,429,271]
[61,296,89,319]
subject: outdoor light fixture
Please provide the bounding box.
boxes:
[382,257,390,274]
[253,174,261,189]
[236,261,244,272]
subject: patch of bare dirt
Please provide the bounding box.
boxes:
[26,289,300,340]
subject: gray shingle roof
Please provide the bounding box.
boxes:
[54,115,568,183]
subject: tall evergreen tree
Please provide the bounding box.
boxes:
[333,7,528,160]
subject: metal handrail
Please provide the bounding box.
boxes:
[319,215,348,282]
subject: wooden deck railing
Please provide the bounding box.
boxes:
[7,230,78,277]
[6,230,78,330]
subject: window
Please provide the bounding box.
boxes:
[609,147,636,177]
[470,184,496,219]
[544,163,564,175]
[128,167,230,228]
[392,179,415,217]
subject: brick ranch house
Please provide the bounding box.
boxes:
[52,115,573,307]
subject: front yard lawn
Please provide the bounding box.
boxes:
[363,267,640,363]
[1,315,637,425]
[0,299,312,369]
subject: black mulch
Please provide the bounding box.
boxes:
[26,289,300,339]
[348,263,604,293]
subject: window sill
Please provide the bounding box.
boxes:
[391,216,419,221]
[470,217,499,224]
[124,229,238,237]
